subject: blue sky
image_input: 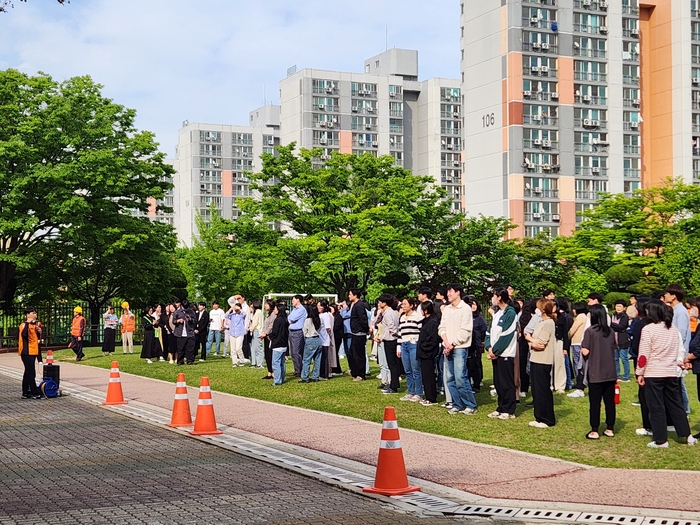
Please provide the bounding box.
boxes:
[0,0,460,156]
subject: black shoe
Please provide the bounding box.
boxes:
[262,375,273,380]
[377,383,388,390]
[21,394,31,399]
[298,379,310,383]
[310,378,320,382]
[526,402,534,407]
[32,394,44,400]
[76,355,83,362]
[694,433,700,440]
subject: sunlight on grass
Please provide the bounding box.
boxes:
[57,347,700,471]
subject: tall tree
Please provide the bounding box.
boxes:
[0,69,173,309]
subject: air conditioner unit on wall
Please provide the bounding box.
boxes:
[551,92,559,99]
[541,42,550,50]
[552,214,561,221]
[630,121,639,129]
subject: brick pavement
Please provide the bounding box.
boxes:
[0,375,482,525]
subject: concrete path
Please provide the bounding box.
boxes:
[3,354,699,515]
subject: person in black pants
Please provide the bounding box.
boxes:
[260,300,277,379]
[331,304,344,375]
[417,301,440,405]
[19,307,43,399]
[582,304,618,439]
[194,302,209,362]
[375,294,400,394]
[347,288,369,381]
[174,299,197,365]
[467,302,487,393]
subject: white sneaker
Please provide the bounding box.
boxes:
[647,441,669,448]
[399,394,413,401]
[146,359,153,364]
[462,408,478,415]
[169,360,174,365]
[529,421,549,428]
[635,428,652,436]
[567,390,585,398]
[487,411,501,418]
[688,435,697,446]
[519,392,526,398]
[498,412,516,420]
[448,407,462,415]
[158,357,165,362]
[199,359,205,362]
[489,388,497,397]
[409,395,422,402]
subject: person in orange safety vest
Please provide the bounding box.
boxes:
[71,306,86,362]
[120,302,135,354]
[19,306,43,399]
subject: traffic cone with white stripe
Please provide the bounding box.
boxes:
[189,377,222,435]
[167,373,193,428]
[363,407,419,496]
[102,361,127,405]
[46,350,54,365]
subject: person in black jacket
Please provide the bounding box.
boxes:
[629,296,652,436]
[347,288,370,381]
[417,301,440,405]
[270,303,289,385]
[194,302,210,362]
[610,300,630,381]
[467,301,487,393]
[555,298,574,390]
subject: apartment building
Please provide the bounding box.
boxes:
[462,0,697,238]
[279,49,464,210]
[132,159,175,226]
[173,117,280,245]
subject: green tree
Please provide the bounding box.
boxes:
[240,147,452,298]
[511,233,573,299]
[0,69,173,309]
[563,269,608,302]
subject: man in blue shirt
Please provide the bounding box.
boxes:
[665,284,691,413]
[287,294,307,376]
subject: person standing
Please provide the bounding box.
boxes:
[417,301,440,406]
[165,304,177,364]
[582,304,618,439]
[377,294,400,394]
[664,284,691,414]
[194,302,210,362]
[610,300,631,382]
[287,295,307,376]
[120,302,135,355]
[299,306,323,383]
[159,304,173,364]
[317,300,334,379]
[248,300,264,368]
[227,303,247,366]
[637,299,696,448]
[438,283,477,415]
[398,297,424,402]
[70,306,86,362]
[260,299,277,380]
[173,299,196,366]
[525,299,557,428]
[468,302,487,393]
[19,307,43,399]
[102,305,118,357]
[485,289,518,420]
[347,289,370,381]
[567,303,589,398]
[330,304,344,376]
[270,303,289,385]
[140,306,157,364]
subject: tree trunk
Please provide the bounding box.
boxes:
[89,303,102,347]
[0,261,17,311]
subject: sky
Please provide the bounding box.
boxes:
[0,0,460,157]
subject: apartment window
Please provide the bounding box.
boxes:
[574,131,607,152]
[624,157,641,178]
[624,134,640,154]
[576,202,597,222]
[575,179,608,200]
[623,110,640,131]
[200,144,222,156]
[574,60,607,82]
[522,7,556,26]
[390,118,404,134]
[390,101,403,117]
[232,133,253,145]
[622,18,639,38]
[623,88,641,107]
[574,37,606,58]
[623,64,640,84]
[623,41,640,61]
[573,13,607,34]
[313,96,339,112]
[575,155,608,176]
[389,85,403,99]
[390,135,403,149]
[624,181,641,195]
[351,82,377,97]
[199,170,221,182]
[200,130,221,143]
[575,84,607,104]
[622,0,639,15]
[524,226,558,238]
[524,177,559,198]
[312,79,337,94]
[441,87,460,101]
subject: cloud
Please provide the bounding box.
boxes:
[0,0,459,155]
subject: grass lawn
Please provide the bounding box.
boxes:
[53,346,700,471]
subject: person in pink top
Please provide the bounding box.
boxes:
[636,300,696,448]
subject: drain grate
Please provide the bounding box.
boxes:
[393,492,461,511]
[447,505,521,517]
[642,520,700,525]
[579,514,645,524]
[516,508,582,521]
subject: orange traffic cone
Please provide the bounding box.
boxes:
[167,373,193,428]
[102,361,127,405]
[46,350,54,365]
[189,377,222,435]
[363,407,420,496]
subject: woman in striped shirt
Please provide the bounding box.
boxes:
[636,300,696,448]
[398,297,424,402]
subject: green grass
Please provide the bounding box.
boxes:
[54,346,700,471]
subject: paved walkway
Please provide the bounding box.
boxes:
[2,354,699,515]
[0,374,490,525]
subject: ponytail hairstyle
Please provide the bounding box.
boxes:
[588,304,611,337]
[536,298,557,321]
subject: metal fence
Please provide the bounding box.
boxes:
[0,304,146,349]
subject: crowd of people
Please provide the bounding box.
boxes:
[18,283,700,448]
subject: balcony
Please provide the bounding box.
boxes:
[524,139,559,149]
[442,142,460,151]
[390,125,404,134]
[694,170,700,179]
[441,160,462,167]
[524,115,559,126]
[574,0,607,9]
[694,124,700,133]
[574,48,607,59]
[575,142,609,152]
[522,163,561,174]
[624,168,641,178]
[525,212,558,222]
[576,166,608,176]
[313,86,339,95]
[623,52,640,61]
[523,18,557,30]
[623,121,641,131]
[524,0,555,4]
[440,128,461,135]
[576,191,602,200]
[525,188,559,198]
[622,29,640,38]
[390,142,403,150]
[523,91,559,102]
[694,147,700,157]
[390,110,404,117]
[573,24,607,35]
[693,32,700,41]
[622,75,639,84]
[575,118,608,129]
[352,89,378,98]
[389,91,403,100]
[441,176,461,185]
[624,145,640,154]
[522,42,559,54]
[624,98,641,108]
[313,104,340,112]
[441,111,461,118]
[574,71,607,82]
[313,138,339,146]
[523,66,558,78]
[232,138,253,145]
[575,95,607,105]
[351,123,377,132]
[623,5,640,15]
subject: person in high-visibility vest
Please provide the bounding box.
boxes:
[19,306,43,399]
[70,306,86,362]
[120,302,135,354]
